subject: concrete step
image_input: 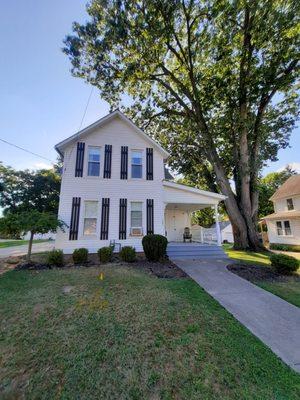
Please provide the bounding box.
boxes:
[167,244,228,260]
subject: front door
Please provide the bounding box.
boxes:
[165,209,190,242]
[165,209,178,241]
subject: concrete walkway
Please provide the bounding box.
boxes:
[0,241,54,259]
[174,258,300,373]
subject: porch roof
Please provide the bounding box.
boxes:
[262,210,300,220]
[163,180,226,207]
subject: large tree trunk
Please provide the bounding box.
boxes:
[207,148,262,250]
[27,231,34,262]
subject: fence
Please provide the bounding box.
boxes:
[191,225,218,244]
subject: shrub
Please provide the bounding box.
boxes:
[142,234,168,262]
[98,246,113,263]
[120,246,136,262]
[270,253,299,274]
[270,243,300,252]
[73,248,88,264]
[47,249,64,267]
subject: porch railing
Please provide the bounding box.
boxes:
[191,226,218,245]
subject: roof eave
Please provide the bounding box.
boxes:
[163,180,227,201]
[54,110,170,159]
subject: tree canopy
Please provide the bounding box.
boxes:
[64,0,300,249]
[0,163,61,215]
[258,166,297,218]
[0,211,65,260]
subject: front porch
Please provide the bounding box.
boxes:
[163,180,226,246]
[164,203,222,246]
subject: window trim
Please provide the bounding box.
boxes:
[130,149,143,179]
[276,220,292,237]
[286,198,294,211]
[130,201,143,235]
[87,146,101,177]
[83,200,99,236]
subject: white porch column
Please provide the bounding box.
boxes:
[214,204,222,246]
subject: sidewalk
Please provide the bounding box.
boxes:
[174,258,300,373]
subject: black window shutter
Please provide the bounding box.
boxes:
[69,197,81,240]
[146,148,153,180]
[146,199,154,234]
[103,145,112,178]
[75,142,85,177]
[119,198,127,239]
[100,198,110,240]
[120,146,128,179]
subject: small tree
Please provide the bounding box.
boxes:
[0,211,66,261]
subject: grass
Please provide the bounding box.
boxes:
[224,244,300,308]
[0,239,50,248]
[223,243,271,266]
[1,266,300,399]
[258,281,300,308]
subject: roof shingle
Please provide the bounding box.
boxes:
[270,175,300,201]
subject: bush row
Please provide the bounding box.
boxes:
[46,234,168,267]
[270,243,300,252]
[46,245,137,266]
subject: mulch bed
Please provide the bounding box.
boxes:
[129,259,187,279]
[227,263,300,283]
[9,254,186,279]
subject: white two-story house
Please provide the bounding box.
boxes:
[55,110,225,253]
[263,175,300,246]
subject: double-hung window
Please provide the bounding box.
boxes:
[284,221,291,235]
[130,202,143,235]
[276,220,291,236]
[131,150,142,178]
[88,147,101,176]
[83,201,98,235]
[287,198,294,210]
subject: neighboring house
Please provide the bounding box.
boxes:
[54,110,225,253]
[211,221,234,243]
[263,175,300,245]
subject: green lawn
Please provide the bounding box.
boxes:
[0,239,50,248]
[224,244,300,307]
[223,243,271,266]
[1,266,300,399]
[259,281,300,308]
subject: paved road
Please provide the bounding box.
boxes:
[174,258,300,373]
[0,242,54,259]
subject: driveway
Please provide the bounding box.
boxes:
[0,241,54,259]
[174,258,300,373]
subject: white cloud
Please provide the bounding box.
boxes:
[276,162,300,173]
[30,162,53,170]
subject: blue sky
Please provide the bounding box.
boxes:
[0,0,299,174]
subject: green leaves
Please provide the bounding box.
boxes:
[0,211,66,237]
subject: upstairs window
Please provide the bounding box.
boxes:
[131,150,142,178]
[83,201,98,235]
[276,220,292,236]
[130,202,143,235]
[88,147,100,176]
[287,198,294,210]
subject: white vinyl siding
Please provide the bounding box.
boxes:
[55,117,165,253]
[83,201,98,235]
